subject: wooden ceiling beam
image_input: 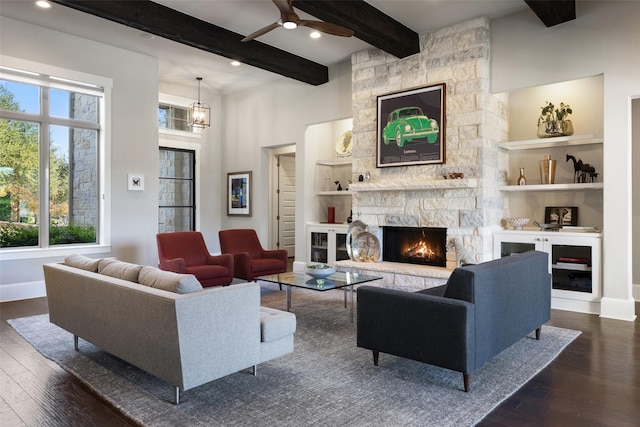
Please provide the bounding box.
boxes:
[50,0,329,85]
[525,0,576,27]
[293,0,420,58]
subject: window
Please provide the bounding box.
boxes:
[158,147,195,232]
[159,104,189,132]
[0,66,104,249]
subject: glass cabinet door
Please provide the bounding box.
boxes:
[335,232,349,261]
[310,231,328,263]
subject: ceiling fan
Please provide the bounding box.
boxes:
[241,0,355,42]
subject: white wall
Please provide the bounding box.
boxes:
[0,17,159,299]
[633,99,640,297]
[221,61,352,263]
[492,1,639,319]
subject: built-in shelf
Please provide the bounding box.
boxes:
[316,158,352,166]
[498,182,603,192]
[497,134,603,151]
[349,178,478,192]
[316,191,353,196]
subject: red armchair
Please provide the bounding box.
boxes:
[156,231,234,287]
[219,229,288,281]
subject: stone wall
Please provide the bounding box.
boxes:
[349,17,508,266]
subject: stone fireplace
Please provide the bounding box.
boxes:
[382,226,447,268]
[337,17,509,291]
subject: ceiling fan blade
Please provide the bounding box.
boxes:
[241,22,281,42]
[272,0,294,16]
[298,20,355,37]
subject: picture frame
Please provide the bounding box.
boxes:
[376,83,446,168]
[127,173,144,191]
[227,171,252,216]
[544,206,578,226]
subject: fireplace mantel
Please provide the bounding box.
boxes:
[348,178,477,193]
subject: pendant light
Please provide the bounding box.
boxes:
[188,77,210,129]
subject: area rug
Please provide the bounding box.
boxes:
[9,284,580,427]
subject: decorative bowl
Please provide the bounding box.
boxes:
[506,217,530,230]
[305,264,336,279]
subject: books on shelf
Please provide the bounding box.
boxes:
[559,226,600,233]
[554,262,591,271]
[558,256,588,263]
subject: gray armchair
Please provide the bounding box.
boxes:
[357,250,551,392]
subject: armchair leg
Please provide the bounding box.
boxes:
[463,373,470,392]
[372,351,379,366]
[535,326,542,340]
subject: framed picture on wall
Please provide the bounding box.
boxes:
[227,171,252,216]
[544,206,578,226]
[376,83,446,168]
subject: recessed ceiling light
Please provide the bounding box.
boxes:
[230,60,241,67]
[35,1,51,8]
[310,31,321,39]
[139,32,155,40]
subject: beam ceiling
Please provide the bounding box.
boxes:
[50,0,420,86]
[525,0,576,27]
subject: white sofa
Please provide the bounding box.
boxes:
[43,256,296,404]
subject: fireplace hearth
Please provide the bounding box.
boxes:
[382,227,447,267]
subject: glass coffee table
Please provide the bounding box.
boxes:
[257,271,382,322]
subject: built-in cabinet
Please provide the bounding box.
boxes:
[315,159,353,195]
[307,223,349,264]
[494,230,601,313]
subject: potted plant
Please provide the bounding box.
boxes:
[537,101,574,138]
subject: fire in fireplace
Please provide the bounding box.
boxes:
[382,227,447,267]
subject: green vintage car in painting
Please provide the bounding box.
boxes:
[382,107,439,147]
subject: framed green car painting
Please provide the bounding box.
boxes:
[376,83,446,168]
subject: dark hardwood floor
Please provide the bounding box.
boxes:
[1,297,638,426]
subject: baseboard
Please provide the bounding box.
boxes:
[600,296,637,321]
[551,297,600,315]
[292,260,306,272]
[0,280,46,303]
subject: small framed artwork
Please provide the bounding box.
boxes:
[544,206,578,226]
[376,83,446,168]
[127,174,144,191]
[227,171,252,216]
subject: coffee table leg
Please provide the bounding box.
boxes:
[350,285,354,323]
[286,285,291,311]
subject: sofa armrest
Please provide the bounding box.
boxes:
[357,286,475,373]
[206,253,233,270]
[261,248,288,263]
[231,252,252,279]
[159,257,186,273]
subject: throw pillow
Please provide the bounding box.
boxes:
[98,258,143,283]
[138,266,203,294]
[64,253,100,272]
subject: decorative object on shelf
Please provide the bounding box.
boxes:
[347,210,353,223]
[533,220,561,231]
[566,154,598,183]
[335,180,342,191]
[537,101,573,138]
[305,263,336,279]
[188,77,210,129]
[517,168,527,185]
[327,207,335,223]
[358,174,364,182]
[227,171,251,216]
[544,206,578,226]
[335,130,353,157]
[351,231,381,263]
[364,171,371,181]
[377,83,446,168]
[444,172,464,179]
[346,220,366,260]
[539,154,557,184]
[505,217,530,230]
[446,237,474,267]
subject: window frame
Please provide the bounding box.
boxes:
[0,56,112,260]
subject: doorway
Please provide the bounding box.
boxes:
[271,147,296,257]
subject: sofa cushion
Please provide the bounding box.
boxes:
[138,266,203,294]
[259,306,296,342]
[64,253,100,272]
[98,258,143,283]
